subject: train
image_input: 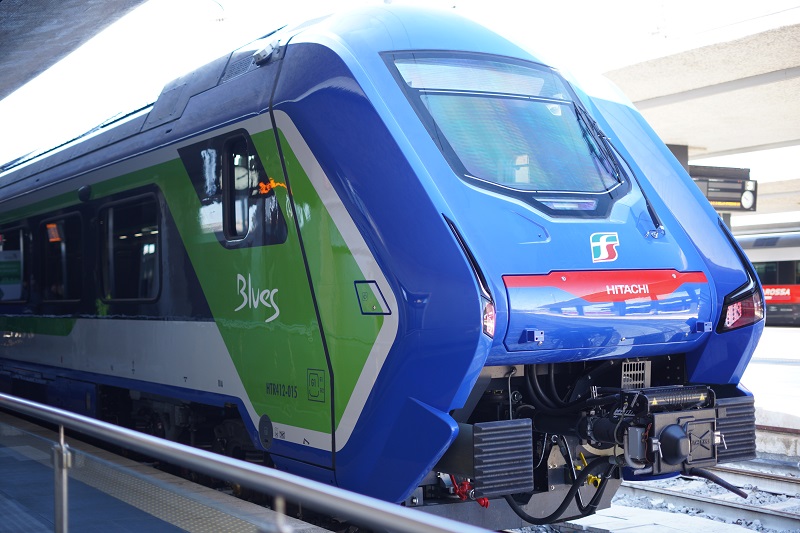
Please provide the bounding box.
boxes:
[739,231,800,325]
[0,5,763,529]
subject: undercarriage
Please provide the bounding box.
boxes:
[416,356,756,527]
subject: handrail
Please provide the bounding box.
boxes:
[0,392,490,533]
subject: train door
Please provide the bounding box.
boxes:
[268,44,403,488]
[177,125,335,472]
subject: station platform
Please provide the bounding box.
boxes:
[0,411,326,533]
[0,407,788,533]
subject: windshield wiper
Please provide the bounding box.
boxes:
[574,102,665,239]
[573,104,621,183]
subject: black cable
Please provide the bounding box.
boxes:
[516,393,619,422]
[521,366,552,412]
[528,365,558,409]
[520,364,620,419]
[548,364,568,407]
[685,467,748,499]
[577,464,618,514]
[558,436,618,515]
[558,436,587,510]
[504,456,610,525]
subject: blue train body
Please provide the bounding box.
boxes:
[0,6,762,528]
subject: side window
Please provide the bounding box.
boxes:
[0,227,27,302]
[179,131,289,247]
[753,262,777,285]
[42,215,82,301]
[224,137,257,240]
[198,147,223,234]
[102,197,160,300]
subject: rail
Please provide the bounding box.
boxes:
[0,392,490,533]
[618,470,800,532]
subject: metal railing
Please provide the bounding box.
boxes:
[0,392,491,533]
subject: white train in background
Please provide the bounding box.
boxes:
[739,232,800,325]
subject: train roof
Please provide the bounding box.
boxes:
[0,5,626,194]
[738,231,800,249]
[738,231,800,263]
[0,24,285,178]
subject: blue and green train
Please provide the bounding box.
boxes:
[0,6,763,528]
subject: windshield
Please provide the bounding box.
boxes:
[391,54,623,201]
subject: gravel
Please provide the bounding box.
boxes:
[611,477,800,533]
[514,453,800,533]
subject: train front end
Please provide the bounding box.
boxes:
[276,7,764,528]
[390,51,762,525]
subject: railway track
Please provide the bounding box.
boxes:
[614,458,800,532]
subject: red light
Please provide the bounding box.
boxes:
[720,291,763,332]
[482,300,495,338]
[724,302,742,328]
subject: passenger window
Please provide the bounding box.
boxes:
[102,197,160,300]
[754,262,777,285]
[42,216,82,301]
[0,227,27,302]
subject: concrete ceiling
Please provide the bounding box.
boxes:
[605,23,800,160]
[0,0,146,101]
[604,23,800,234]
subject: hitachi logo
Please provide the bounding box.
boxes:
[606,284,650,295]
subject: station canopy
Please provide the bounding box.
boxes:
[3,1,799,232]
[0,0,146,101]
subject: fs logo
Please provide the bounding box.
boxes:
[590,232,620,263]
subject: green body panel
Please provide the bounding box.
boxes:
[0,316,75,336]
[274,129,385,431]
[0,123,386,446]
[0,192,83,226]
[150,135,332,436]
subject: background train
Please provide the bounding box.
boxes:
[739,231,800,325]
[0,5,763,529]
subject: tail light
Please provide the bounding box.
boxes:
[719,289,763,332]
[716,219,765,333]
[482,299,496,338]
